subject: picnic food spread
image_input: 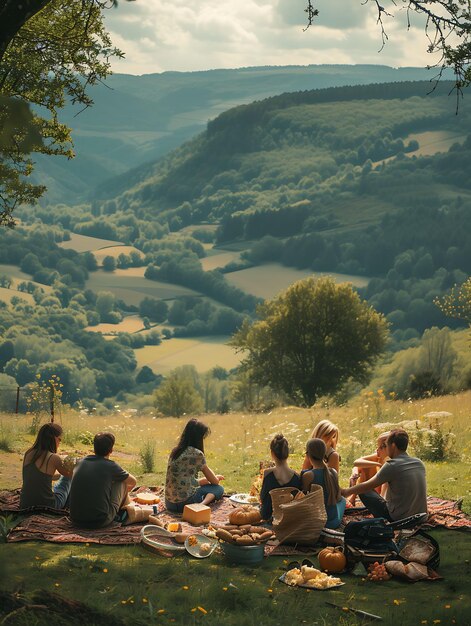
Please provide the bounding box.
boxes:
[285,565,343,589]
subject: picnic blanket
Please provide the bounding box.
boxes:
[1,488,470,550]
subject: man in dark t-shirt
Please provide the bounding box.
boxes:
[70,432,136,528]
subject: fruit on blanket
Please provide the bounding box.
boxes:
[318,547,347,573]
[367,561,391,581]
[229,506,262,525]
[166,522,182,533]
[174,533,190,544]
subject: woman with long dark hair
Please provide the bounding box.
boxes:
[20,422,72,509]
[301,438,346,529]
[165,419,224,513]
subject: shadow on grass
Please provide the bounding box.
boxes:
[0,529,470,625]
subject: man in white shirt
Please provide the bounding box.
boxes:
[341,429,427,521]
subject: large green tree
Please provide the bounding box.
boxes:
[231,277,389,406]
[154,369,203,418]
[0,0,125,225]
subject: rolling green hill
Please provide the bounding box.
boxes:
[31,64,450,204]
[6,77,471,406]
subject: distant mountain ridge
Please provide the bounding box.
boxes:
[33,64,451,205]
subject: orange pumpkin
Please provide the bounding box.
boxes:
[228,505,261,526]
[318,547,347,573]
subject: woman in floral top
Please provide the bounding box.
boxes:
[165,419,224,513]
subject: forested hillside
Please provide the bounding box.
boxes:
[3,79,470,409]
[31,65,447,204]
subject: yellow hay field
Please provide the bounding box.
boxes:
[225,263,369,300]
[0,264,53,294]
[94,246,144,264]
[58,233,122,253]
[0,287,34,305]
[135,336,241,374]
[85,314,145,335]
[406,130,464,157]
[86,270,201,306]
[201,251,241,271]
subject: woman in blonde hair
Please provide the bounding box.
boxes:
[302,420,340,473]
[347,432,390,506]
[302,438,346,529]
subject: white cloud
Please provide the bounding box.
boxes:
[103,0,442,75]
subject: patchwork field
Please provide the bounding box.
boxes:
[93,246,143,265]
[85,269,201,306]
[134,336,241,374]
[0,264,54,295]
[58,233,122,252]
[225,263,370,300]
[0,287,34,305]
[85,314,146,335]
[201,250,241,271]
[372,130,465,167]
[406,130,465,157]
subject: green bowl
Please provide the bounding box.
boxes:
[221,541,265,565]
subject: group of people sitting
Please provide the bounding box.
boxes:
[259,420,427,528]
[20,417,427,530]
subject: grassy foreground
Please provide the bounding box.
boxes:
[0,530,470,625]
[1,392,470,624]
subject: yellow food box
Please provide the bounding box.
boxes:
[182,503,211,525]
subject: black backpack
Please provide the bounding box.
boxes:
[344,518,398,568]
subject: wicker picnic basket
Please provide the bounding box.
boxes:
[270,485,327,546]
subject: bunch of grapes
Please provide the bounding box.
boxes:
[367,561,391,582]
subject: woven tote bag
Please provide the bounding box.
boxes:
[270,487,299,524]
[270,485,327,545]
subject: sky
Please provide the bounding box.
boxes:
[103,0,437,75]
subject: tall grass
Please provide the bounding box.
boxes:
[1,390,470,510]
[0,422,15,452]
[139,440,156,473]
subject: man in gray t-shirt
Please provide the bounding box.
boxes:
[70,432,136,528]
[341,429,427,521]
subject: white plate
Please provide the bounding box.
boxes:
[279,573,345,590]
[185,533,218,559]
[229,493,260,505]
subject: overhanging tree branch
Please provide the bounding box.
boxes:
[306,1,471,91]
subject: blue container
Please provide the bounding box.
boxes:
[221,541,265,565]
